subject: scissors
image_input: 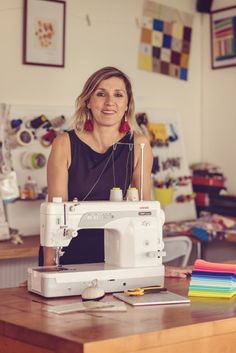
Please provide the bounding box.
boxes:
[124,285,167,296]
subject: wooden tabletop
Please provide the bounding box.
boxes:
[1,277,236,353]
[0,235,39,260]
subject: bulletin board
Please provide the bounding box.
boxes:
[1,104,73,235]
[136,107,197,223]
[8,104,73,189]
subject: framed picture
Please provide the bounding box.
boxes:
[210,6,236,69]
[23,0,66,67]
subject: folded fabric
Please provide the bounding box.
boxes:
[188,259,236,299]
[193,259,236,273]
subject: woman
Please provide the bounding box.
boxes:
[41,66,191,277]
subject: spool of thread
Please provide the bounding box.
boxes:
[10,119,23,129]
[8,128,34,149]
[28,115,48,129]
[109,187,123,201]
[21,152,46,169]
[126,187,139,201]
[40,129,57,147]
[50,115,65,128]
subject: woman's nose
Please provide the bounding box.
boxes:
[105,95,115,105]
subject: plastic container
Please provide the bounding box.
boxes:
[23,176,38,200]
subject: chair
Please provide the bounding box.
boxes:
[163,236,192,267]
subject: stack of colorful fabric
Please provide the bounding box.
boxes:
[188,259,236,298]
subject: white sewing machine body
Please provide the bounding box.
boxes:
[28,199,165,298]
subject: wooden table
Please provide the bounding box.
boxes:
[1,278,236,353]
[0,235,39,260]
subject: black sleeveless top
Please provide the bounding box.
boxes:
[67,130,134,202]
[42,130,134,265]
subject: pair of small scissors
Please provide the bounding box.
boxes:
[124,285,167,296]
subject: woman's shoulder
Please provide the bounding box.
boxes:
[51,131,70,151]
[49,131,71,166]
[55,130,69,141]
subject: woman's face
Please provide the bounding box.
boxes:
[87,77,128,129]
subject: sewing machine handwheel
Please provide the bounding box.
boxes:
[81,286,105,301]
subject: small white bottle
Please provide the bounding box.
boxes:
[24,176,38,200]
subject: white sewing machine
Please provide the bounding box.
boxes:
[28,198,165,297]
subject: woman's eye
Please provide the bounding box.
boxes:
[96,91,105,97]
[115,93,124,98]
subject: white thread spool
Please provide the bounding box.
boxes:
[126,187,139,201]
[109,187,123,201]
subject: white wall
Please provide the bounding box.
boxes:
[1,0,236,191]
[201,0,236,191]
[0,0,201,166]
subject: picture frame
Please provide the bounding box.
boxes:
[210,6,236,69]
[23,0,66,67]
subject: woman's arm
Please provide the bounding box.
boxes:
[43,132,70,266]
[132,133,153,200]
[165,266,192,278]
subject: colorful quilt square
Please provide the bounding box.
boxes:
[141,28,152,44]
[139,43,152,56]
[172,23,184,40]
[183,26,192,41]
[180,67,188,80]
[182,40,191,54]
[153,58,161,72]
[163,34,172,48]
[160,48,171,62]
[169,63,180,78]
[142,16,153,30]
[152,46,161,59]
[180,53,189,68]
[152,30,163,46]
[171,51,181,65]
[171,37,183,52]
[164,21,172,35]
[138,53,152,71]
[153,19,164,31]
[160,61,169,75]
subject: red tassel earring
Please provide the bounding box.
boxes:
[119,115,130,133]
[84,115,93,132]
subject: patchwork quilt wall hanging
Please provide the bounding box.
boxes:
[138,0,194,81]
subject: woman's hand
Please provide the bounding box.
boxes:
[165,265,192,278]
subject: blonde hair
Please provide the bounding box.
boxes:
[71,66,139,134]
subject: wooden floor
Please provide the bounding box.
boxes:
[1,277,236,353]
